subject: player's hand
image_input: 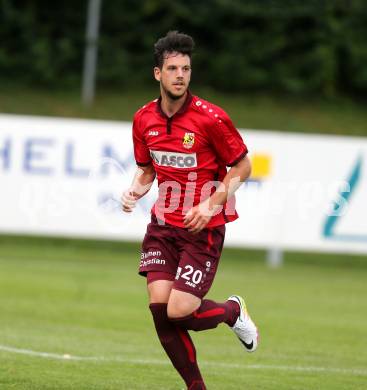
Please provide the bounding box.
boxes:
[121,190,137,213]
[184,200,214,234]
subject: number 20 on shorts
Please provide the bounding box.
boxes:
[176,265,203,285]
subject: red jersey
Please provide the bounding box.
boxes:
[132,91,248,228]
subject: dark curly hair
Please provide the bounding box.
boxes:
[154,31,195,69]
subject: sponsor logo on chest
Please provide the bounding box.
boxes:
[150,150,197,168]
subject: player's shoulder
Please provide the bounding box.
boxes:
[133,98,159,121]
[190,95,231,124]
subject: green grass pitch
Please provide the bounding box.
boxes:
[0,236,366,389]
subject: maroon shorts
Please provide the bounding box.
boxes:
[139,214,226,298]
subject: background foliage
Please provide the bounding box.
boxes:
[1,0,367,96]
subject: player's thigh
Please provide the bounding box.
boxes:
[148,279,174,304]
[167,288,201,318]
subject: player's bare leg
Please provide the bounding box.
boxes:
[167,289,240,330]
[147,279,173,303]
[167,289,201,318]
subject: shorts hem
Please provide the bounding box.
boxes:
[138,270,176,279]
[171,285,206,299]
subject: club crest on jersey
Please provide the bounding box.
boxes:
[182,132,195,149]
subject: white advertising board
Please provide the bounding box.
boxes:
[0,114,366,254]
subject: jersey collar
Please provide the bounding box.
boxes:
[156,90,193,118]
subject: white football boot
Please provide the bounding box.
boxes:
[228,295,259,352]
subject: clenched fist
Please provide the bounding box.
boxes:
[121,190,138,213]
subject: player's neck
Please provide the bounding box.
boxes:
[160,90,188,118]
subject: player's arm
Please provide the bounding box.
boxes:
[122,110,155,213]
[184,111,250,233]
[184,156,251,233]
[121,163,156,213]
[209,154,251,206]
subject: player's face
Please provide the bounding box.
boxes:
[154,52,191,100]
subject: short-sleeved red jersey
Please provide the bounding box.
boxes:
[132,91,248,228]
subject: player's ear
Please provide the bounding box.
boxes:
[153,67,161,82]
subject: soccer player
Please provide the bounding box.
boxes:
[122,31,259,390]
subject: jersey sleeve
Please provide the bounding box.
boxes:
[132,113,152,166]
[209,113,248,166]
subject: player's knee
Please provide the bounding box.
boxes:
[147,278,173,304]
[167,299,197,319]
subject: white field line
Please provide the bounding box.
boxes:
[1,344,366,377]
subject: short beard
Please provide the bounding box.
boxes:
[161,83,186,101]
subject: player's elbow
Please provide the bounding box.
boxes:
[244,155,252,180]
[139,163,155,175]
[236,155,251,181]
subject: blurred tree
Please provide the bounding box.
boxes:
[0,0,366,97]
[0,0,85,86]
